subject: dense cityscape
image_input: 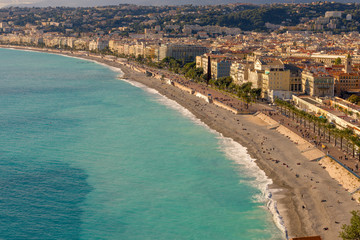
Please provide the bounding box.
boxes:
[2,2,360,239]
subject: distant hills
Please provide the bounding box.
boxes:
[0,0,357,8]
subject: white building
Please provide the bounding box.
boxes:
[325,11,342,18]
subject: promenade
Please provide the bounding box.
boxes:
[267,109,360,175]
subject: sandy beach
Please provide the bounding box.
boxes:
[4,46,360,239]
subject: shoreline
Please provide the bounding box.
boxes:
[123,74,287,238]
[3,45,360,239]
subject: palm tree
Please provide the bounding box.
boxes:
[349,135,359,158]
[318,117,327,139]
[333,128,340,146]
[339,130,345,150]
[316,118,322,137]
[326,124,335,143]
[341,129,354,153]
[311,115,316,133]
[301,112,307,128]
[356,141,360,162]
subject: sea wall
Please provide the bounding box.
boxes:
[212,100,239,114]
[154,74,162,79]
[116,61,243,115]
[173,82,195,95]
[165,78,240,113]
[256,111,360,198]
[319,156,360,202]
[256,112,279,126]
[255,112,325,161]
[195,92,212,103]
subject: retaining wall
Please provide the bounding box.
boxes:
[319,156,360,202]
[173,82,195,95]
[213,100,239,114]
[195,92,212,103]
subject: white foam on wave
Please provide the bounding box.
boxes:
[58,54,125,77]
[216,135,288,239]
[5,47,35,52]
[117,76,288,239]
[266,190,288,239]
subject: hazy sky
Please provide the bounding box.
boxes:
[0,0,355,8]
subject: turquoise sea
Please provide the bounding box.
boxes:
[0,48,284,239]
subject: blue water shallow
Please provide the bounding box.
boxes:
[0,48,283,239]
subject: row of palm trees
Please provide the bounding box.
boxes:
[274,98,360,160]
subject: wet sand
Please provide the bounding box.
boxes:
[3,46,360,239]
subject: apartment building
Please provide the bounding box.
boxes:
[196,54,231,79]
[89,38,109,51]
[302,69,334,97]
[287,64,303,93]
[144,45,159,60]
[159,44,208,62]
[108,39,122,52]
[241,59,292,99]
[259,59,291,99]
[330,57,360,96]
[333,72,360,96]
[211,58,231,79]
[230,62,249,85]
[310,54,346,66]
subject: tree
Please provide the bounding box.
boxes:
[212,76,233,90]
[182,62,196,73]
[348,95,360,104]
[340,210,360,240]
[335,57,342,65]
[237,82,253,109]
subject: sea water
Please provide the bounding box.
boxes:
[0,48,284,239]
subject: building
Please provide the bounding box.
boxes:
[330,56,360,96]
[0,22,8,28]
[144,45,159,60]
[89,38,109,51]
[247,68,263,89]
[259,59,291,99]
[293,95,360,135]
[197,54,231,79]
[286,64,303,93]
[310,54,346,66]
[230,62,249,85]
[211,58,231,79]
[73,38,89,50]
[108,39,121,52]
[159,44,208,62]
[244,59,292,99]
[325,11,342,18]
[333,72,360,96]
[302,69,334,97]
